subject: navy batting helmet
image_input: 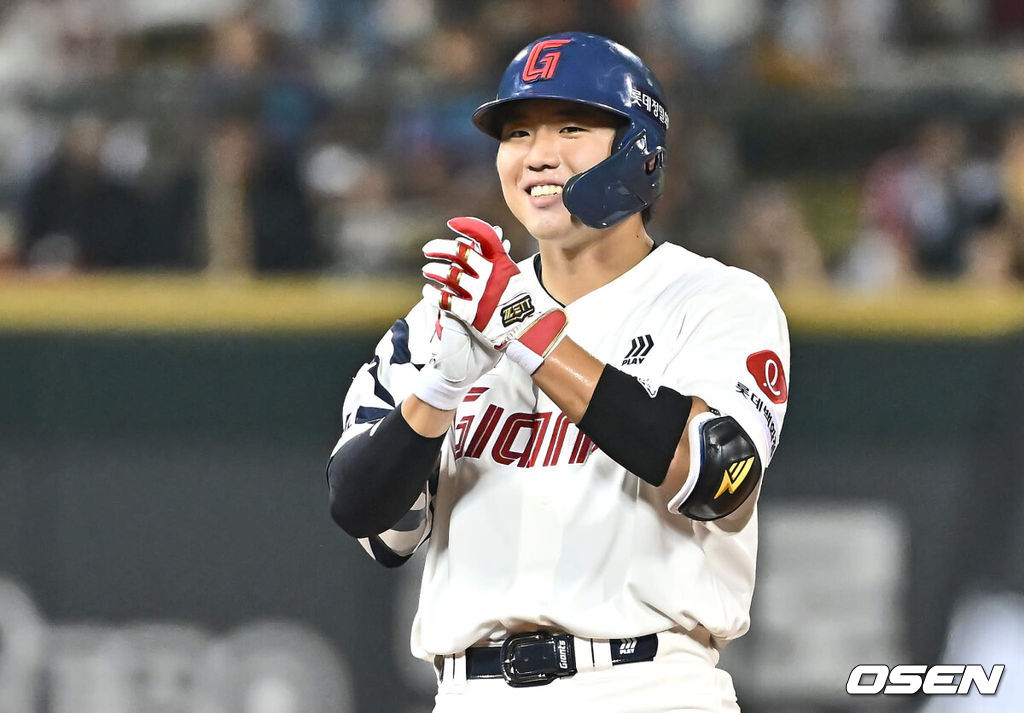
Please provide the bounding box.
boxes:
[473,32,668,229]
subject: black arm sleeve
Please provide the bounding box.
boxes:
[327,406,445,538]
[577,365,692,487]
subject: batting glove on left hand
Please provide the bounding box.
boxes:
[414,312,501,411]
[421,217,568,374]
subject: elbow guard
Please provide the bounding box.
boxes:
[668,412,762,521]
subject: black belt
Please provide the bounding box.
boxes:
[456,631,659,687]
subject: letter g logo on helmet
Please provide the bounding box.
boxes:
[521,39,571,82]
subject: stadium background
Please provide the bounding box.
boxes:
[1,1,1024,712]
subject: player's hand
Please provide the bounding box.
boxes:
[413,311,501,411]
[421,217,568,374]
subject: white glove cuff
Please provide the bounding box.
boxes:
[504,340,545,375]
[413,366,469,411]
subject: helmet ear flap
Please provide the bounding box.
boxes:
[562,130,665,229]
[645,149,665,175]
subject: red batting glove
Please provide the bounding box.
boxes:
[421,217,568,374]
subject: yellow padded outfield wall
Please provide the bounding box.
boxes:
[1,274,1023,337]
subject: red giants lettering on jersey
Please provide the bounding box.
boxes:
[454,407,597,468]
[746,350,787,404]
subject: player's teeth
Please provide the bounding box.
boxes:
[530,184,563,197]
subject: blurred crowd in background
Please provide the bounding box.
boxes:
[1,0,1024,291]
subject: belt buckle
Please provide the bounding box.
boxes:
[500,631,575,687]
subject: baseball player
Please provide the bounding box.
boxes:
[327,33,790,712]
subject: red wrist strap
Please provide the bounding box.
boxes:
[518,310,568,358]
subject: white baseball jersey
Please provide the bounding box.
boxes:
[333,242,790,661]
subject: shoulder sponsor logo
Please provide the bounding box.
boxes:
[736,382,779,458]
[746,350,787,404]
[715,457,755,499]
[847,664,1004,696]
[521,38,572,82]
[501,294,535,327]
[622,334,653,366]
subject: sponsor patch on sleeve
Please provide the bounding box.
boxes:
[746,350,787,404]
[736,381,779,459]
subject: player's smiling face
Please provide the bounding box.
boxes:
[496,99,620,242]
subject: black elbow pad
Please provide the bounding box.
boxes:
[670,414,762,521]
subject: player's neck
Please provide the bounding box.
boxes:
[536,219,654,304]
